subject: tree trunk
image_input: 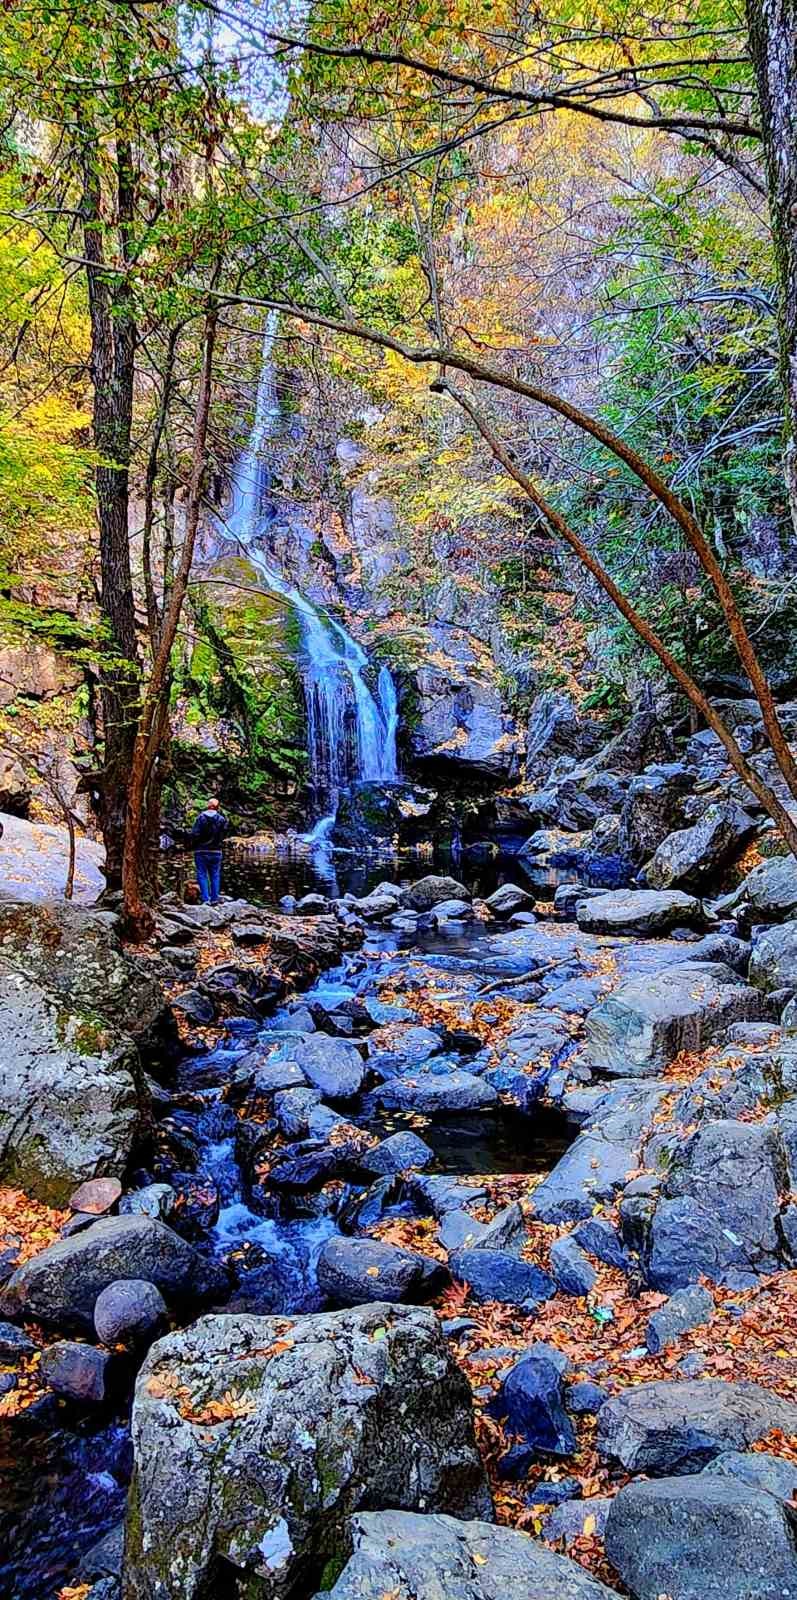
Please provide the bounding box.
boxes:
[122,309,219,940]
[746,0,797,535]
[80,137,139,891]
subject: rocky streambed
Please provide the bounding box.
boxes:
[4,839,797,1597]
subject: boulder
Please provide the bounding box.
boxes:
[605,1474,797,1600]
[646,802,755,892]
[645,1284,714,1353]
[736,854,797,927]
[290,1035,366,1100]
[93,1279,168,1347]
[484,884,535,918]
[531,1130,638,1223]
[124,1304,491,1600]
[361,1131,434,1175]
[0,965,142,1206]
[549,1236,597,1297]
[40,1339,109,1403]
[118,1185,176,1222]
[598,1379,797,1474]
[647,1120,785,1288]
[0,901,169,1046]
[449,1248,555,1307]
[576,888,703,937]
[749,919,797,993]
[318,1509,619,1600]
[489,1346,576,1467]
[374,1071,498,1114]
[403,875,472,910]
[526,692,602,780]
[592,709,675,776]
[618,764,693,861]
[2,1215,225,1332]
[316,1237,446,1306]
[585,962,765,1076]
[705,1449,797,1501]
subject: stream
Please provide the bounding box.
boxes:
[0,850,576,1599]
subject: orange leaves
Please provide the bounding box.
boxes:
[0,1186,67,1266]
[57,1587,92,1600]
[145,1371,256,1425]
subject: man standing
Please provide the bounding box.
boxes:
[191,797,229,905]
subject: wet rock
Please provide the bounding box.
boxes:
[374,1071,498,1114]
[360,1131,434,1174]
[618,763,693,861]
[290,1035,366,1100]
[550,1236,597,1296]
[605,1474,797,1600]
[484,884,535,918]
[489,1345,576,1467]
[317,1236,446,1306]
[526,692,602,779]
[749,919,797,992]
[645,1284,714,1352]
[576,888,704,937]
[170,989,215,1024]
[0,753,31,816]
[585,961,765,1076]
[471,1202,527,1254]
[93,1279,168,1347]
[2,1214,226,1333]
[0,965,142,1206]
[125,1304,491,1600]
[673,932,751,974]
[646,802,755,893]
[598,1379,797,1474]
[318,1508,619,1600]
[40,1340,108,1403]
[403,874,472,910]
[79,1523,125,1582]
[449,1248,555,1307]
[647,1119,785,1288]
[253,1060,309,1094]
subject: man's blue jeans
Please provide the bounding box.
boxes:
[195,849,222,904]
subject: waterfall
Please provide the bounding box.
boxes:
[225,316,399,817]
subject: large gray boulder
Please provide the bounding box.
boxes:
[749,919,797,993]
[585,961,766,1075]
[0,901,168,1046]
[605,1474,797,1600]
[374,1071,497,1114]
[592,709,675,776]
[317,1236,445,1306]
[289,1035,366,1100]
[531,1129,637,1223]
[646,802,755,892]
[319,1509,621,1600]
[647,1119,785,1288]
[525,692,602,780]
[735,853,797,927]
[598,1379,797,1474]
[618,764,693,861]
[576,888,703,937]
[0,966,141,1205]
[2,1214,225,1332]
[403,874,471,910]
[124,1304,491,1600]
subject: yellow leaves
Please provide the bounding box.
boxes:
[0,1186,67,1266]
[57,1587,92,1600]
[365,1265,381,1278]
[472,1552,488,1566]
[145,1372,257,1425]
[582,1513,597,1537]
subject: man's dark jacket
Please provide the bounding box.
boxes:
[191,810,229,849]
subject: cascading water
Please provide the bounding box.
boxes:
[225,315,398,819]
